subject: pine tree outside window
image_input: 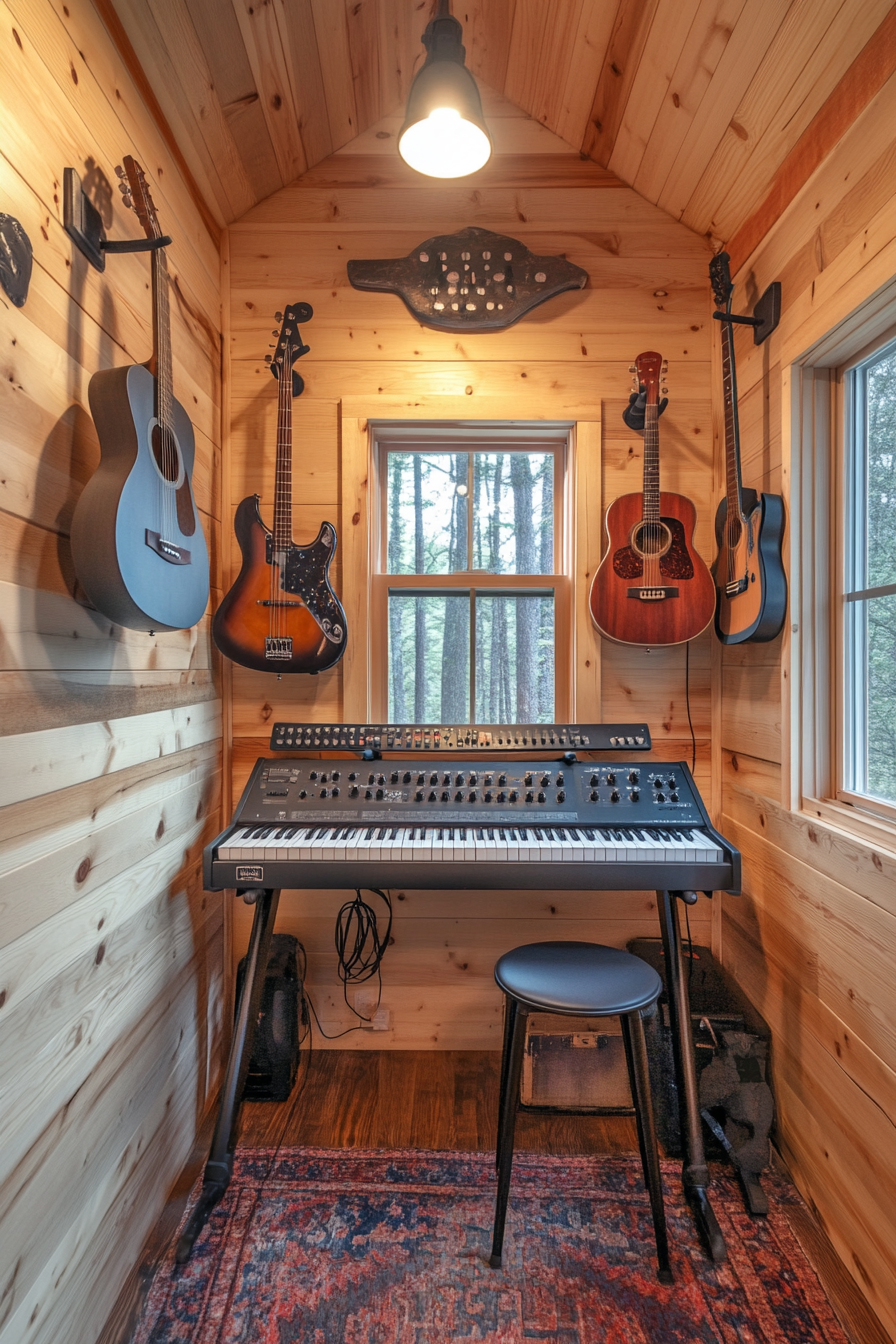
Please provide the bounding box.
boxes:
[370,428,572,724]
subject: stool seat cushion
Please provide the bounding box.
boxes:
[495,941,662,1016]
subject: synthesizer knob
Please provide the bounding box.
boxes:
[454,790,464,802]
[496,791,506,803]
[298,790,307,800]
[430,772,438,785]
[468,790,478,802]
[441,790,450,802]
[428,791,437,802]
[525,790,533,803]
[331,787,339,797]
[556,772,564,786]
[589,790,598,802]
[368,773,376,785]
[469,772,478,785]
[610,789,619,803]
[537,791,545,803]
[365,789,373,800]
[443,773,451,786]
[668,775,677,787]
[630,789,640,802]
[484,791,494,803]
[629,770,639,784]
[455,773,464,786]
[541,775,550,788]
[376,788,385,800]
[349,772,359,782]
[656,792,666,803]
[484,774,493,786]
[415,790,424,802]
[378,773,386,786]
[498,773,507,786]
[349,787,359,799]
[670,792,679,802]
[606,772,616,785]
[557,790,566,803]
[403,771,411,784]
[508,790,518,802]
[524,773,533,787]
[590,774,599,787]
[391,770,400,784]
[310,770,319,781]
[331,771,340,781]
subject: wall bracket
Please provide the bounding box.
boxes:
[63,167,171,271]
[712,281,781,345]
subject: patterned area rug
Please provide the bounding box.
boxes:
[134,1149,849,1343]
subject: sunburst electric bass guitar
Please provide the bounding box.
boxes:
[589,350,715,646]
[71,156,209,631]
[710,252,786,644]
[212,303,347,674]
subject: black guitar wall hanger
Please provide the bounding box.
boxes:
[712,280,780,345]
[64,167,172,271]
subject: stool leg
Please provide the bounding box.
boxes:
[495,993,517,1169]
[491,998,527,1269]
[621,1010,674,1284]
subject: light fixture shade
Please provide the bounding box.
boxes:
[398,8,492,179]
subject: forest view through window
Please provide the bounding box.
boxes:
[383,447,561,724]
[843,336,896,807]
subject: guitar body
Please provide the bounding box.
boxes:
[212,494,346,674]
[590,490,716,645]
[71,363,209,631]
[713,488,786,643]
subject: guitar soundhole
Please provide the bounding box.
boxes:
[151,423,181,483]
[631,520,671,558]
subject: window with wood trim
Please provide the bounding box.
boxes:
[839,334,896,814]
[370,429,572,723]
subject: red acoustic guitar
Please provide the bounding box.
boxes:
[589,351,715,646]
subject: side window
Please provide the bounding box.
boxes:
[841,336,896,811]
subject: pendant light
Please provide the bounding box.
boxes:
[398,0,492,178]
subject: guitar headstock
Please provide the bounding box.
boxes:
[710,251,733,312]
[632,351,667,405]
[265,302,313,378]
[117,155,162,240]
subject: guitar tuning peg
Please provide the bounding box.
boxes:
[274,311,283,321]
[272,329,279,336]
[661,386,668,395]
[115,164,125,178]
[628,364,637,373]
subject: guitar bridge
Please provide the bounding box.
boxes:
[627,586,679,601]
[264,637,293,660]
[145,529,191,565]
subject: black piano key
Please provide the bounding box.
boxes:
[477,828,485,841]
[376,828,387,840]
[389,828,398,840]
[519,828,528,840]
[365,827,375,839]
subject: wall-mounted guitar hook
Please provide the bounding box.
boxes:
[270,365,305,398]
[712,280,780,345]
[64,167,172,272]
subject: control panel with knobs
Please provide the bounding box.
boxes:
[269,721,652,753]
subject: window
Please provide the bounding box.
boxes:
[370,428,572,723]
[840,335,896,813]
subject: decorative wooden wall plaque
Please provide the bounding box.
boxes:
[347,226,588,331]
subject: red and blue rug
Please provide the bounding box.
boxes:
[134,1149,848,1343]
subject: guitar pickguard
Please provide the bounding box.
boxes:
[612,517,695,581]
[267,525,345,644]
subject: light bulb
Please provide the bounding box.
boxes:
[398,107,491,178]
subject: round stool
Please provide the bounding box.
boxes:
[490,941,673,1283]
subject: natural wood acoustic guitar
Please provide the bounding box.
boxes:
[212,303,347,674]
[589,351,715,646]
[70,156,209,631]
[710,252,787,644]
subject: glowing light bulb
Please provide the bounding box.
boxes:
[399,107,491,178]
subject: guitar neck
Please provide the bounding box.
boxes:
[272,365,293,550]
[720,314,746,522]
[643,400,660,520]
[151,248,174,430]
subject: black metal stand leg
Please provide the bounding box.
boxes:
[490,999,527,1269]
[621,1012,673,1283]
[657,889,726,1263]
[176,887,281,1264]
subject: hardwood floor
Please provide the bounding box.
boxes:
[101,1049,887,1344]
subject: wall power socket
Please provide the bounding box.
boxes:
[353,989,391,1031]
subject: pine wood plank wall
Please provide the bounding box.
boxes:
[226,104,717,1051]
[0,3,224,1341]
[718,74,896,1341]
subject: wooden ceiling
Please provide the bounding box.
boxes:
[104,0,895,245]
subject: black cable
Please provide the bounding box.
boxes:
[334,887,393,1014]
[684,640,696,773]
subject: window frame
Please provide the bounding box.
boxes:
[368,423,574,723]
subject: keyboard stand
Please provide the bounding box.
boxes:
[658,889,727,1263]
[176,883,728,1265]
[175,886,281,1264]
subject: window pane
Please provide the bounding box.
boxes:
[472,453,554,574]
[865,346,896,588]
[475,594,554,722]
[386,453,468,574]
[388,593,470,722]
[848,594,896,805]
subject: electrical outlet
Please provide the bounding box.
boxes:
[370,1007,391,1031]
[353,988,378,1018]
